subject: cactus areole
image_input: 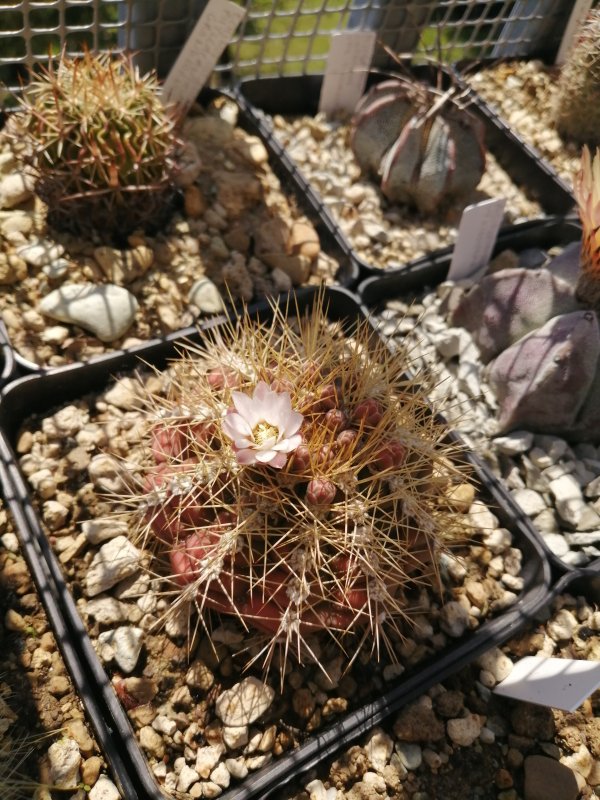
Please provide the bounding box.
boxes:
[132,295,471,672]
[350,78,486,214]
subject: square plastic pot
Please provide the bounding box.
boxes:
[0,285,554,800]
[235,67,576,281]
[2,86,358,380]
[358,216,587,575]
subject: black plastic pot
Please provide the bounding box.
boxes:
[4,86,358,379]
[0,447,141,799]
[358,216,588,575]
[0,286,555,800]
[0,317,15,389]
[235,68,576,281]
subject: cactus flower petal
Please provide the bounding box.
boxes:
[222,381,303,468]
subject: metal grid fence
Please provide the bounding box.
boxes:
[0,0,594,93]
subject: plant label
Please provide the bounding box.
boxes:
[556,0,594,65]
[448,197,506,282]
[494,656,600,712]
[319,31,377,116]
[162,0,246,110]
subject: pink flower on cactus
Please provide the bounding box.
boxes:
[222,381,303,469]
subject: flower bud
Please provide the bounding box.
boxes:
[207,366,239,390]
[324,408,347,432]
[352,398,383,427]
[373,440,408,471]
[318,382,341,411]
[336,428,358,449]
[288,443,311,472]
[306,478,337,505]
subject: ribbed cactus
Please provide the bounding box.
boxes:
[123,294,473,675]
[350,79,486,214]
[554,11,600,147]
[574,145,600,311]
[10,51,181,241]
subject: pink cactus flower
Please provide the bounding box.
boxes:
[222,381,303,469]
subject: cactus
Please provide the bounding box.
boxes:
[124,294,473,675]
[9,51,181,242]
[574,145,600,311]
[554,11,600,148]
[350,78,485,214]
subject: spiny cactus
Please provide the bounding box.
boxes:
[350,78,485,214]
[554,11,600,147]
[10,50,182,242]
[120,293,473,676]
[574,145,600,311]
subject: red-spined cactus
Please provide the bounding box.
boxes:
[125,295,472,674]
[10,50,181,241]
[350,78,486,214]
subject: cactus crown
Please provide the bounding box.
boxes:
[11,50,182,241]
[122,293,473,677]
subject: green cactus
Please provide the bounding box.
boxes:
[9,50,182,242]
[554,11,600,147]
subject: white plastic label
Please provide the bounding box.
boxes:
[494,656,600,712]
[318,31,376,116]
[447,197,506,282]
[162,0,246,110]
[555,0,593,65]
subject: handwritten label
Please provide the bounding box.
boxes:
[555,0,593,65]
[447,197,506,282]
[318,31,376,116]
[494,656,600,712]
[162,0,246,109]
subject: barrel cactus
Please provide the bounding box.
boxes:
[554,11,600,147]
[125,294,473,674]
[10,50,182,242]
[350,78,486,214]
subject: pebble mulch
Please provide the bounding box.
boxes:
[0,508,122,800]
[268,106,543,271]
[466,60,580,190]
[274,585,600,800]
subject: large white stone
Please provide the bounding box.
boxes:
[189,278,226,314]
[48,737,81,789]
[215,677,275,726]
[0,172,34,208]
[88,775,121,800]
[98,626,144,673]
[38,282,138,342]
[85,535,143,597]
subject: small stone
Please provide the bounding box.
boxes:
[439,601,469,637]
[139,726,165,760]
[0,532,19,553]
[98,626,144,673]
[85,536,143,596]
[524,755,580,800]
[215,677,275,726]
[447,713,482,746]
[549,474,600,530]
[82,519,130,545]
[511,488,547,517]
[394,742,422,770]
[81,756,103,788]
[48,737,81,789]
[189,278,226,314]
[446,482,476,513]
[177,764,200,793]
[547,609,578,641]
[364,728,393,773]
[184,184,207,217]
[195,744,226,778]
[17,240,65,267]
[186,660,215,692]
[0,172,34,208]
[94,245,154,284]
[222,725,249,750]
[152,715,178,736]
[225,756,248,780]
[493,431,534,455]
[39,283,139,342]
[393,702,445,742]
[210,762,231,789]
[88,776,121,800]
[4,608,27,632]
[476,647,513,683]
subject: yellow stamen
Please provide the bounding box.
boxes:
[253,421,279,445]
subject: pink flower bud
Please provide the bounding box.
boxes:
[318,443,335,465]
[318,382,341,411]
[373,440,408,471]
[270,377,294,394]
[207,366,239,390]
[306,478,337,505]
[151,425,188,463]
[324,408,347,432]
[336,428,358,449]
[352,398,384,427]
[288,443,311,472]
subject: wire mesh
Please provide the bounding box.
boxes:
[0,0,594,93]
